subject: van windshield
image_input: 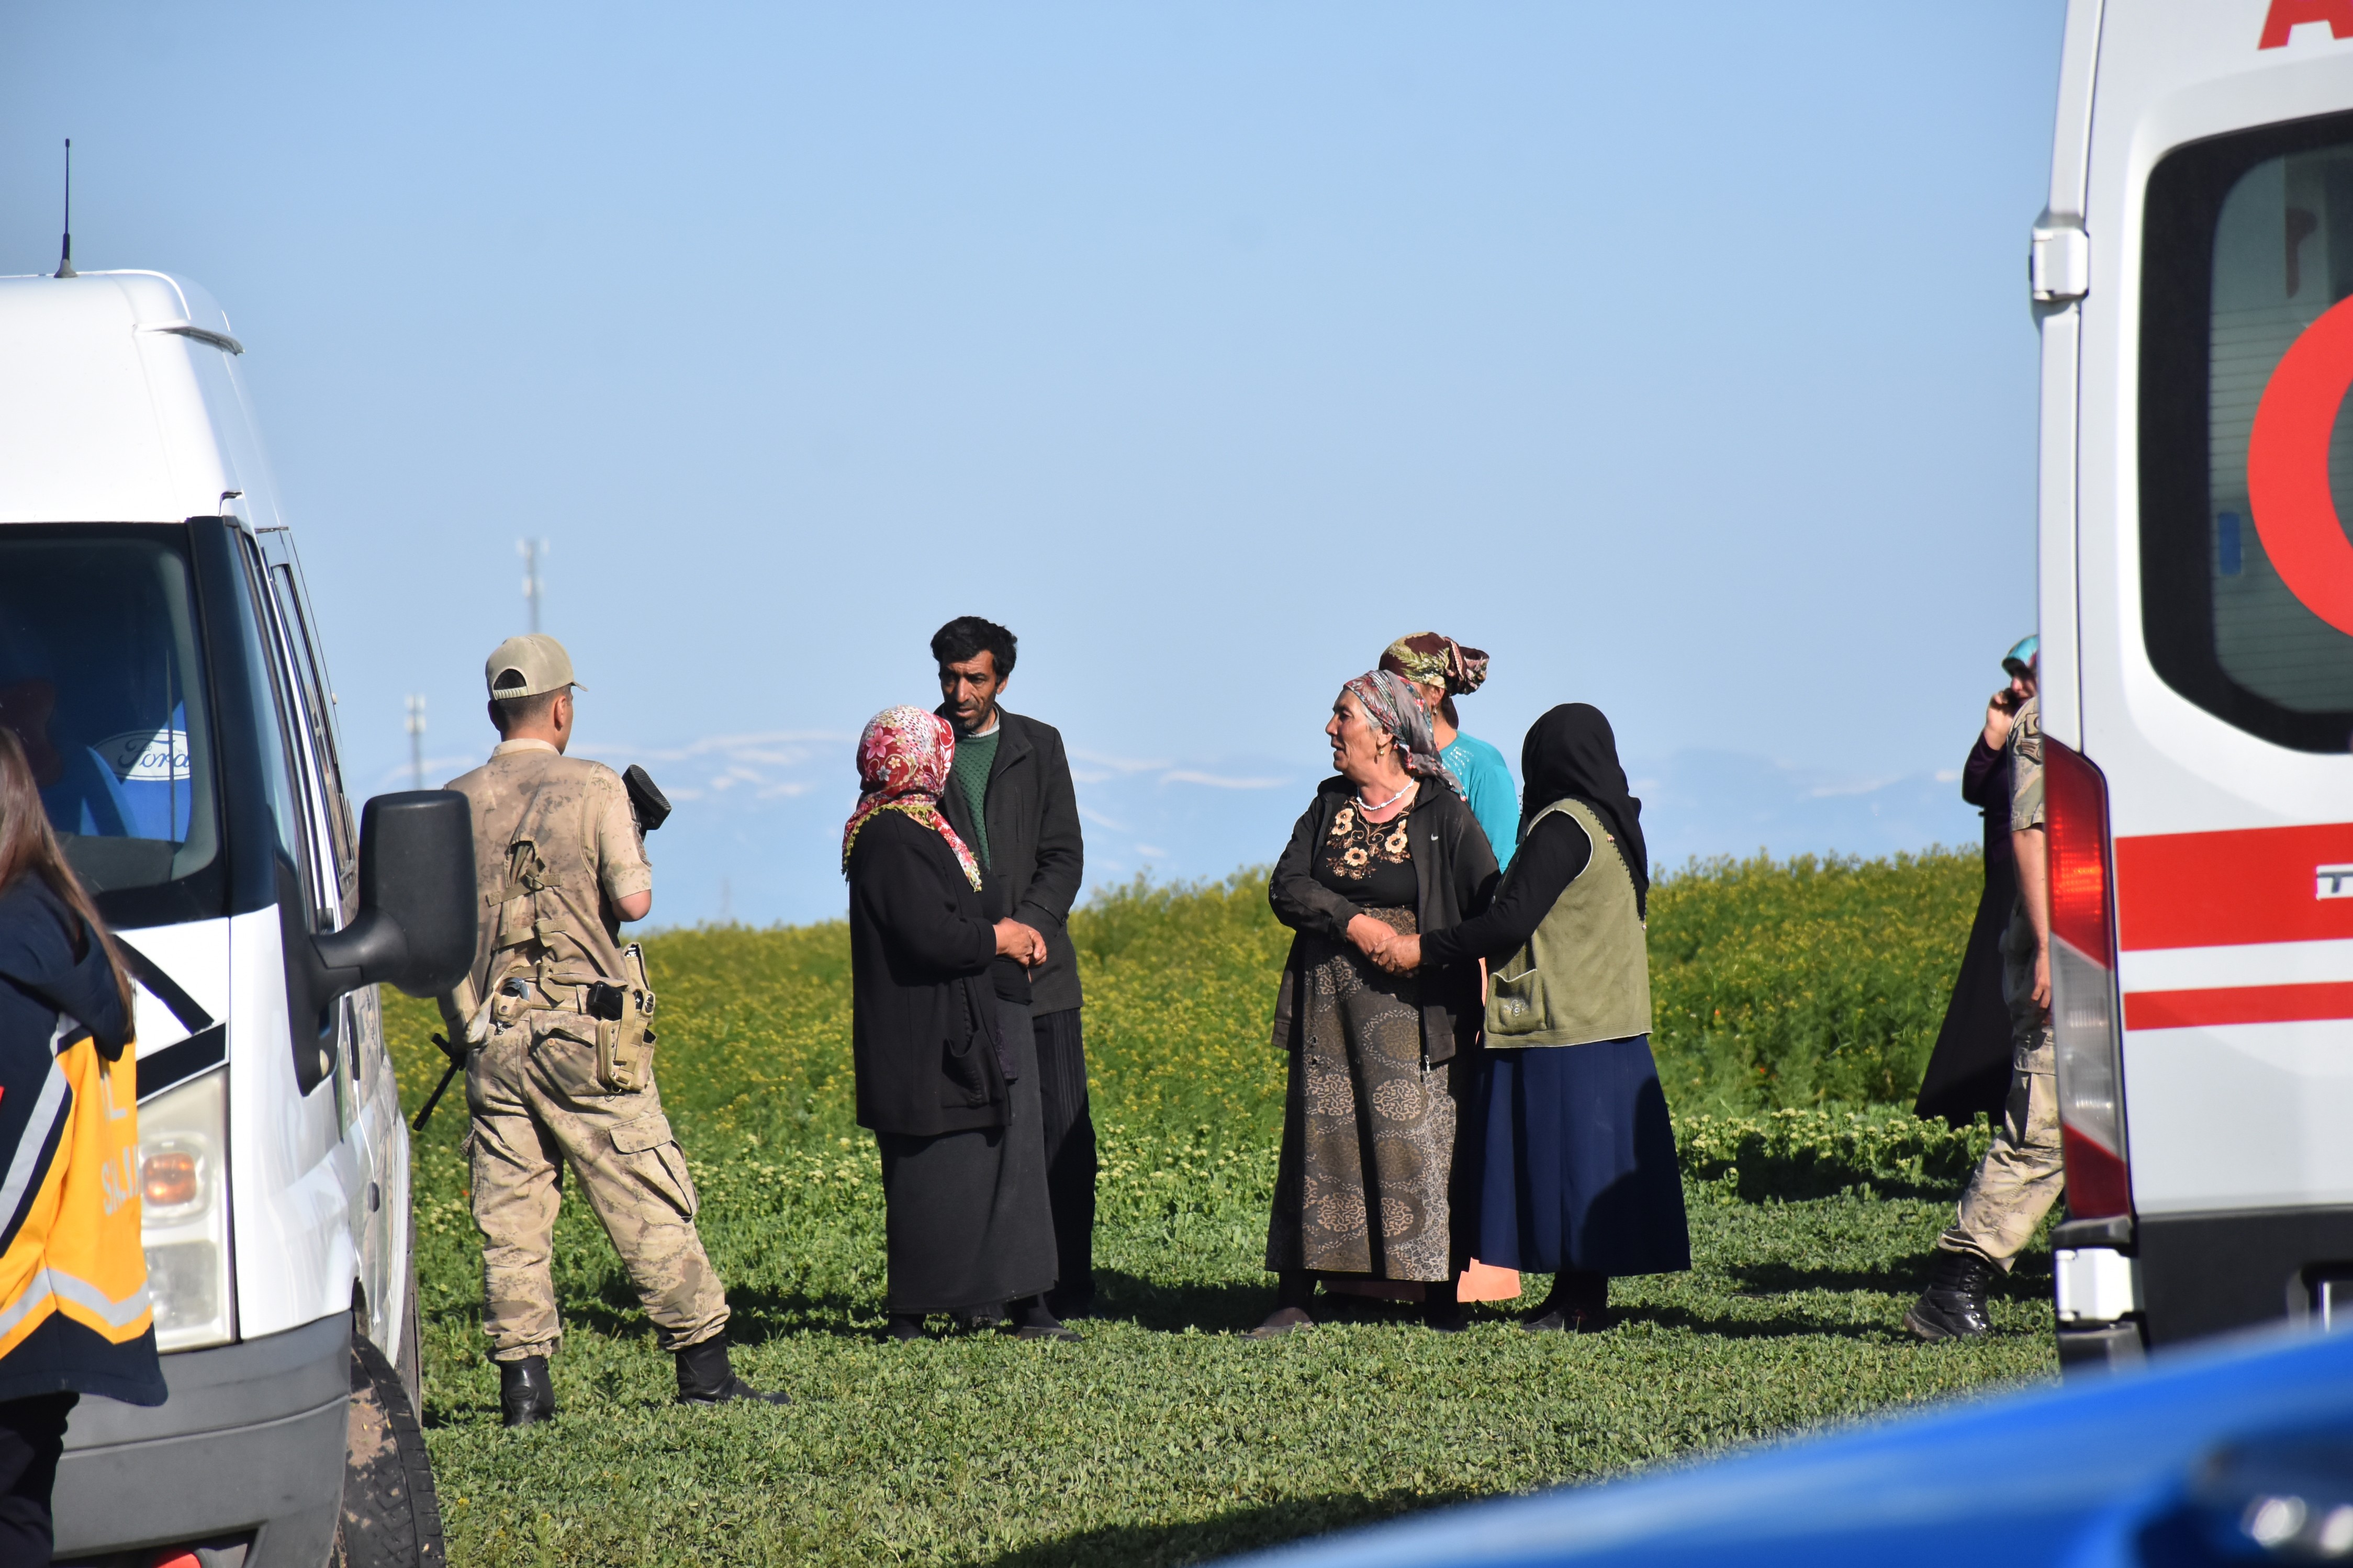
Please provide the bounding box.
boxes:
[0,527,221,924]
[2144,111,2353,750]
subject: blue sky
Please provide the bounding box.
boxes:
[2,3,2065,924]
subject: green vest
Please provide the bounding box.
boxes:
[1485,798,1652,1048]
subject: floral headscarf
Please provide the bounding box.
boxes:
[1342,670,1464,796]
[1379,632,1489,696]
[841,706,983,889]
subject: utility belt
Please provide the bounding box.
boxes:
[478,942,660,1095]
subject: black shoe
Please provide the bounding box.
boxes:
[499,1355,556,1428]
[1015,1321,1082,1343]
[1522,1272,1608,1334]
[1047,1287,1099,1321]
[1904,1250,1997,1341]
[886,1313,933,1343]
[1422,1307,1467,1334]
[675,1338,792,1406]
[1519,1304,1609,1334]
[1010,1294,1081,1341]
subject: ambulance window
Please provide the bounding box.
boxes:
[0,527,224,926]
[267,562,356,915]
[232,536,319,912]
[2143,110,2353,750]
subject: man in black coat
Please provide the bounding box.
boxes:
[931,616,1096,1316]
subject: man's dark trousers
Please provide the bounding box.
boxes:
[1035,1008,1097,1311]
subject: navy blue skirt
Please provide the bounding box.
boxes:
[1477,1035,1691,1277]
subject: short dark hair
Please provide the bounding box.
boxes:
[492,690,562,733]
[931,616,1017,679]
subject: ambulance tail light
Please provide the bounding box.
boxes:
[2045,737,2131,1219]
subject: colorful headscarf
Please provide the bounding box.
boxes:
[1342,670,1464,796]
[841,706,983,889]
[1379,632,1489,696]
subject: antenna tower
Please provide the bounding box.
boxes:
[519,538,550,634]
[405,695,427,790]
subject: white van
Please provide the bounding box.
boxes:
[0,269,474,1564]
[2035,1,2353,1366]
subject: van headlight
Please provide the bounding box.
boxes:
[139,1069,233,1351]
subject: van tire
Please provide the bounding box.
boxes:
[332,1329,446,1567]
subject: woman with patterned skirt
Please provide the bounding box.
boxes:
[1252,671,1498,1337]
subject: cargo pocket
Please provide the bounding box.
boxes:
[611,1112,698,1220]
[529,1014,612,1100]
[1487,968,1551,1039]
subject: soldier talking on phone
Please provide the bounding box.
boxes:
[1906,636,2064,1340]
[437,634,787,1424]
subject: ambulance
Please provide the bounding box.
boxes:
[2039,0,2353,1364]
[0,268,473,1564]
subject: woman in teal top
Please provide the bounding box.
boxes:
[1380,633,1519,867]
[1441,730,1517,870]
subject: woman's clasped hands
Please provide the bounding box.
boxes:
[994,919,1048,968]
[1346,912,1422,975]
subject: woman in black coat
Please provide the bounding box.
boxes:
[0,728,164,1566]
[844,706,1071,1341]
[1915,650,2035,1126]
[1253,671,1498,1338]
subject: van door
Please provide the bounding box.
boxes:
[252,529,400,1352]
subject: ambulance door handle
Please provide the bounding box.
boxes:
[2031,217,2088,304]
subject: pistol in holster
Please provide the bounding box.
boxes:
[579,943,659,1093]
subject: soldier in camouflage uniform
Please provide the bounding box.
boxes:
[1907,637,2065,1340]
[441,634,786,1424]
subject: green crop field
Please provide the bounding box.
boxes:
[385,848,2055,1567]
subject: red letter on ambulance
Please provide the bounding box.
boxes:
[2261,0,2353,48]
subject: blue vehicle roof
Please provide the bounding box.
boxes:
[1223,1326,2353,1566]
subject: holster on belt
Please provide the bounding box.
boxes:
[517,944,660,1095]
[592,943,660,1093]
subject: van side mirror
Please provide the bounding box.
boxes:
[313,792,477,999]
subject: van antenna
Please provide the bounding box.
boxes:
[54,139,75,279]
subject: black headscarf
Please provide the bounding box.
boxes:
[1521,703,1649,918]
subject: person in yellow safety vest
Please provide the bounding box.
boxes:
[0,728,163,1567]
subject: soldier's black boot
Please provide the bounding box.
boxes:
[1904,1249,1997,1341]
[499,1355,556,1428]
[674,1337,791,1406]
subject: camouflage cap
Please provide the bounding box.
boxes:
[485,633,585,701]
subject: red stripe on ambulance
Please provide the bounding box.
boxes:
[2124,981,2353,1030]
[2113,824,2353,951]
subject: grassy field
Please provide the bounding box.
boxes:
[385,849,2054,1567]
